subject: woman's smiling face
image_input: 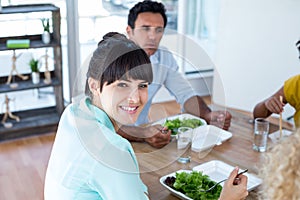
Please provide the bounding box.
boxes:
[86,33,152,129]
[98,78,149,126]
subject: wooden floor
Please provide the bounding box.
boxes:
[0,96,292,200]
[0,132,55,200]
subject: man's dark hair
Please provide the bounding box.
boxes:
[128,0,167,29]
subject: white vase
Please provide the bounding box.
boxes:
[32,72,40,84]
[42,31,50,44]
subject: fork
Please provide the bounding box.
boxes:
[198,169,248,192]
[160,118,169,134]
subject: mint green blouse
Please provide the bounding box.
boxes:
[44,97,148,200]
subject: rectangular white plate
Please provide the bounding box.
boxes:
[192,160,262,191]
[191,125,232,152]
[160,160,262,200]
[152,113,207,136]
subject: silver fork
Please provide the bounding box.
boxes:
[198,169,248,192]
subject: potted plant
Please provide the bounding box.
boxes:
[29,58,40,84]
[41,18,50,44]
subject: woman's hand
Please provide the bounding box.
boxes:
[218,167,248,200]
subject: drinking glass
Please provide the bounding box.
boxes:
[253,118,269,152]
[177,127,193,163]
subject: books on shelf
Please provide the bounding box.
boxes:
[6,39,30,48]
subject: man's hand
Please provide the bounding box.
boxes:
[117,124,171,148]
[205,111,232,130]
[144,124,171,148]
[253,86,285,119]
[183,96,231,130]
[264,96,285,114]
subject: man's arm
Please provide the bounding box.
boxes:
[117,125,171,148]
[183,95,211,118]
[253,86,285,119]
[153,50,231,130]
[183,96,232,130]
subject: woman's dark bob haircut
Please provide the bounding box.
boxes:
[85,32,153,97]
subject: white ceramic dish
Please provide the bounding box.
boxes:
[192,160,262,191]
[191,125,233,152]
[153,113,207,136]
[160,160,262,200]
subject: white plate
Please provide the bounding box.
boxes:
[192,160,262,191]
[268,129,293,143]
[191,125,232,152]
[160,169,193,200]
[153,113,207,136]
[160,160,262,200]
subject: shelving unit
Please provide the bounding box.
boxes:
[0,4,64,141]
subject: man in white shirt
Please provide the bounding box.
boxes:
[117,0,232,148]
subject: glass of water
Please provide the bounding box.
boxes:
[177,127,193,163]
[253,118,269,152]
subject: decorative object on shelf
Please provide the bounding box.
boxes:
[6,50,29,87]
[0,4,63,139]
[39,49,52,84]
[41,18,50,44]
[1,94,20,129]
[29,57,40,84]
[6,39,30,48]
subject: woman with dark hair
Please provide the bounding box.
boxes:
[44,31,247,200]
[44,32,153,199]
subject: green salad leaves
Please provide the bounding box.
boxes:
[167,171,222,200]
[164,118,204,135]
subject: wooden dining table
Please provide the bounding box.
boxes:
[131,106,294,200]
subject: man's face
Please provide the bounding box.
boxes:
[127,12,165,56]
